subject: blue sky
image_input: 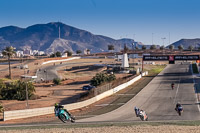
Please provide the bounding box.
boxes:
[0,0,200,45]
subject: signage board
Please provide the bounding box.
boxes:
[143,55,199,61]
[174,55,199,60]
[143,55,169,61]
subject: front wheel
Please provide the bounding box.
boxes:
[59,114,66,123]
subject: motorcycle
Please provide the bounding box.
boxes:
[55,109,75,123]
[171,84,174,90]
[175,106,183,116]
[138,110,148,121]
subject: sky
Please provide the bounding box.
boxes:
[0,0,200,46]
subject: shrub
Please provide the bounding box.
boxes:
[90,73,116,87]
[53,78,61,85]
[0,80,35,100]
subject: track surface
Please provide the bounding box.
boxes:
[78,63,200,122]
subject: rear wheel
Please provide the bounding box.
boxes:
[59,114,66,123]
[178,111,181,116]
[71,116,75,123]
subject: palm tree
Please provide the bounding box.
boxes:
[188,45,194,51]
[2,46,16,79]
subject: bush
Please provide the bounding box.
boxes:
[90,73,116,87]
[0,80,35,100]
[192,63,199,74]
[53,78,61,85]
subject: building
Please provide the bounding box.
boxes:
[16,51,24,57]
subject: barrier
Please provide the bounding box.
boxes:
[42,57,81,65]
[3,71,148,121]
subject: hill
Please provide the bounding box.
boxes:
[0,22,143,54]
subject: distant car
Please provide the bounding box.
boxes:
[82,85,95,91]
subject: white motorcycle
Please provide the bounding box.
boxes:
[139,110,148,121]
[134,107,148,121]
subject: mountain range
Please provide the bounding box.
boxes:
[170,39,200,49]
[0,22,143,54]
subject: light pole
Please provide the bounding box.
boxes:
[161,37,166,55]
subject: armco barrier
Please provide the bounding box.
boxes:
[3,71,148,121]
[42,57,81,65]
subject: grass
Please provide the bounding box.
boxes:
[192,63,199,74]
[146,65,166,76]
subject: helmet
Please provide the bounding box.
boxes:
[55,103,59,107]
[134,106,138,110]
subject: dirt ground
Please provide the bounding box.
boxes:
[1,125,200,133]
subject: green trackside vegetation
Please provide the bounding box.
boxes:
[146,65,166,76]
[192,63,199,74]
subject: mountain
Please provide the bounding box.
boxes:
[0,22,143,54]
[169,39,200,49]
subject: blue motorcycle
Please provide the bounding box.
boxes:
[55,108,75,123]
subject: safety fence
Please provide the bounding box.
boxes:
[3,71,148,121]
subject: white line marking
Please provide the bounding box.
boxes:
[173,78,180,104]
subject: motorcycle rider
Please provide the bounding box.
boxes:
[175,102,183,111]
[134,106,140,117]
[171,83,174,90]
[54,103,71,116]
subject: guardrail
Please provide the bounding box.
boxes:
[3,71,148,121]
[42,57,81,65]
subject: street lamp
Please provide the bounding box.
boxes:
[161,37,166,55]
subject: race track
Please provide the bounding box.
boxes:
[78,63,200,122]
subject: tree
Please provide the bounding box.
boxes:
[108,45,115,51]
[64,50,72,56]
[142,45,146,50]
[0,80,35,100]
[2,46,16,79]
[90,73,116,86]
[169,45,174,50]
[160,46,165,50]
[150,45,156,50]
[178,45,184,51]
[188,45,194,51]
[55,51,61,57]
[86,49,90,55]
[76,50,82,55]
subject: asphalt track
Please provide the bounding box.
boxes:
[78,62,200,122]
[35,61,100,82]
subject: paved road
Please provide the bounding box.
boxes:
[78,63,200,122]
[35,61,101,82]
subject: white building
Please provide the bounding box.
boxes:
[16,51,24,57]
